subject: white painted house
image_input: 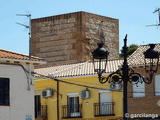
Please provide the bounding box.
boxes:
[0,49,45,120]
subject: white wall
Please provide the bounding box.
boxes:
[0,64,35,120]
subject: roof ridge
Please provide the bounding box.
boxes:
[128,44,160,59]
[139,43,160,47]
[128,44,160,66]
[43,61,90,68]
[0,49,43,60]
[37,59,123,70]
[0,49,44,62]
[35,60,123,78]
[128,45,142,59]
[0,49,28,57]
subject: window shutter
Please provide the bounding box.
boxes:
[132,81,145,98]
[74,97,79,112]
[155,75,160,96]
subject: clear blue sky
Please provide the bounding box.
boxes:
[0,0,159,55]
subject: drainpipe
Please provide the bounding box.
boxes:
[57,80,60,120]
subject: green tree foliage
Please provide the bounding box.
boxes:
[120,44,138,58]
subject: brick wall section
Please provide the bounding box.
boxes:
[128,65,160,115]
[31,11,119,68]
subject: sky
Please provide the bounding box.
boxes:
[0,0,159,55]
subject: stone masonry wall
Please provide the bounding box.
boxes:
[81,12,119,61]
[31,12,119,68]
[31,12,83,67]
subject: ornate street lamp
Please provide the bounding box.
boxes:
[144,44,159,84]
[92,42,109,83]
[92,34,160,120]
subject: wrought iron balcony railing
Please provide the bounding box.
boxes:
[62,104,82,118]
[41,105,48,120]
[35,105,48,120]
[94,102,115,117]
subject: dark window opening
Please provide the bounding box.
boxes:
[0,78,10,106]
[67,96,81,117]
[35,95,41,118]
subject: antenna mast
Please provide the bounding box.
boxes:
[16,14,32,90]
[16,14,32,59]
[146,8,160,27]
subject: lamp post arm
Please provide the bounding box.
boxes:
[98,72,108,84]
[122,34,129,120]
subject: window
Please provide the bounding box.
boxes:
[155,75,160,96]
[132,81,145,98]
[67,93,80,117]
[0,78,10,105]
[99,91,112,115]
[35,95,41,118]
[68,97,79,113]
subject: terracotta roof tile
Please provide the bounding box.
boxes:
[35,60,123,78]
[35,44,160,78]
[0,49,43,62]
[128,44,160,66]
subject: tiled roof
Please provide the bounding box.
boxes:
[35,44,160,78]
[128,44,160,66]
[0,49,44,62]
[35,59,123,78]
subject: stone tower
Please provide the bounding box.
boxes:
[31,11,119,68]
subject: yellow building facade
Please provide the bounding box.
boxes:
[35,76,123,120]
[34,61,123,120]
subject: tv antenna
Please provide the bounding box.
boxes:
[146,8,160,27]
[16,14,32,59]
[16,14,32,90]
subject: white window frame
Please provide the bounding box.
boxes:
[67,92,79,97]
[99,90,112,115]
[155,75,160,96]
[67,92,80,117]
